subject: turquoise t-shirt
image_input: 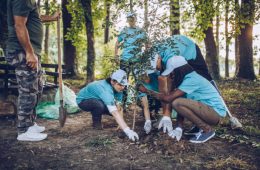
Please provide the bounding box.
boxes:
[158,35,197,66]
[118,27,148,61]
[178,72,226,117]
[76,80,123,106]
[142,72,159,92]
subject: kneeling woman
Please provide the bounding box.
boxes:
[144,56,226,143]
[76,69,139,142]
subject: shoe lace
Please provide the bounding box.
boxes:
[195,131,202,139]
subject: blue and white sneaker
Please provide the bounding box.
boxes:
[189,131,215,143]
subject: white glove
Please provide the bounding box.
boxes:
[144,120,152,134]
[158,116,173,133]
[123,127,139,141]
[168,127,183,141]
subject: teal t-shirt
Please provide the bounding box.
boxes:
[7,0,43,55]
[178,72,226,117]
[158,35,197,66]
[118,27,148,61]
[142,72,159,92]
[76,80,123,106]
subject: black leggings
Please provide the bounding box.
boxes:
[78,99,112,123]
[187,45,213,81]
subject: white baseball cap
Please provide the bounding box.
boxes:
[161,56,187,76]
[111,69,128,86]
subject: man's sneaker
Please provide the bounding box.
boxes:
[27,123,45,133]
[17,131,47,141]
[184,126,202,136]
[189,131,215,143]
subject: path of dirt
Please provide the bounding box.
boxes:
[0,80,260,170]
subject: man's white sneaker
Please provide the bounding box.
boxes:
[27,123,45,133]
[17,131,47,141]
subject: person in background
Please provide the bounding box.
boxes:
[139,56,226,143]
[6,0,59,141]
[76,69,139,142]
[115,12,151,134]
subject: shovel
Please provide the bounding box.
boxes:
[57,14,67,127]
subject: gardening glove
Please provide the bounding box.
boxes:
[123,127,139,142]
[144,120,152,134]
[158,116,173,133]
[168,127,183,141]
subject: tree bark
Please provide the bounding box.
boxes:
[104,0,110,44]
[234,0,240,75]
[225,0,229,77]
[80,0,95,83]
[170,0,180,35]
[143,0,148,32]
[44,0,49,59]
[0,0,8,52]
[215,0,220,59]
[62,0,77,77]
[235,0,256,80]
[204,24,220,80]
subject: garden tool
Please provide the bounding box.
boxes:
[211,80,242,129]
[57,13,67,127]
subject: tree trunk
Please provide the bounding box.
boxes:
[80,0,95,83]
[62,0,77,77]
[234,0,240,75]
[130,0,133,12]
[44,0,49,59]
[143,0,148,32]
[0,0,8,52]
[204,24,220,80]
[235,0,256,80]
[215,0,220,58]
[225,0,229,77]
[104,0,110,44]
[170,0,180,35]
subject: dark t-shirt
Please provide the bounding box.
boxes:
[7,0,43,55]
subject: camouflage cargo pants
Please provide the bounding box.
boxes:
[6,51,43,133]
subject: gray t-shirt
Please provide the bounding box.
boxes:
[7,0,43,55]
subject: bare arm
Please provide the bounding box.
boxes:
[111,109,128,130]
[139,84,185,103]
[40,11,60,23]
[14,16,38,70]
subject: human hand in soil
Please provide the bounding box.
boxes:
[123,127,139,141]
[168,127,183,141]
[144,120,152,134]
[158,116,173,133]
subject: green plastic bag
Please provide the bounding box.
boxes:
[36,85,80,119]
[36,102,59,119]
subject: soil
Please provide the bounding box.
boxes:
[0,80,260,170]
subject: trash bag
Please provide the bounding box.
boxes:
[36,85,80,119]
[36,102,59,119]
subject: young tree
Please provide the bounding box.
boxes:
[235,0,256,80]
[80,0,96,83]
[62,0,77,76]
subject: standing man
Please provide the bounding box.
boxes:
[114,12,152,134]
[6,0,59,141]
